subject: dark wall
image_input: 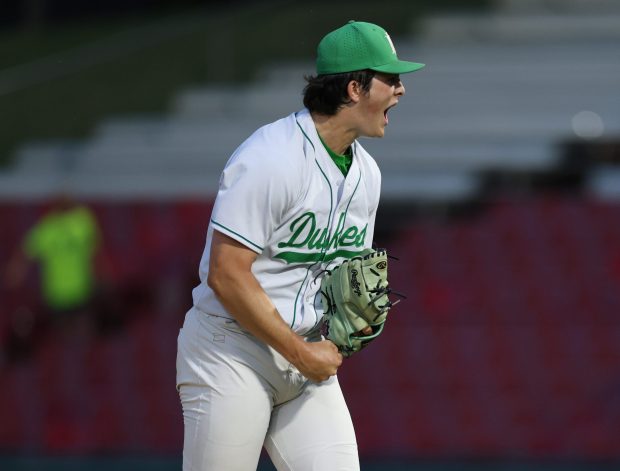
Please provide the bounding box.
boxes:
[0,0,238,28]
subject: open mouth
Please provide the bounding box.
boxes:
[384,103,397,124]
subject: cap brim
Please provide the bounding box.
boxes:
[371,60,425,74]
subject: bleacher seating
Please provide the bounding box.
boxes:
[341,194,620,458]
[2,0,619,204]
[2,194,619,458]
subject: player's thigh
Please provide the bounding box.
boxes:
[180,381,271,471]
[177,309,273,471]
[264,376,359,471]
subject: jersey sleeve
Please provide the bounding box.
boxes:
[210,144,301,254]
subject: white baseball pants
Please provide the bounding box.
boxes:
[176,307,360,471]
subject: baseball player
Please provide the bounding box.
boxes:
[176,21,424,471]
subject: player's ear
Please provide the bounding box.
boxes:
[346,80,363,104]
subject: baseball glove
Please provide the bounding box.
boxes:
[320,248,397,357]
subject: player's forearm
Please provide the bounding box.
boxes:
[208,268,308,364]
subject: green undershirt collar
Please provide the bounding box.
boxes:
[317,132,353,177]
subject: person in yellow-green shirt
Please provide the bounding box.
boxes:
[4,196,101,360]
[24,201,100,312]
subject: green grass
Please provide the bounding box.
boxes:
[0,0,491,166]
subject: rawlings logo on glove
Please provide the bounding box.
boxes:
[320,248,402,357]
[350,270,362,296]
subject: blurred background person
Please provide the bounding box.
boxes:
[3,194,101,361]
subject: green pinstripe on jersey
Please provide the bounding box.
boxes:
[211,219,264,252]
[290,121,333,329]
[289,124,366,328]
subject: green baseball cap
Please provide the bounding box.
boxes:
[316,21,425,75]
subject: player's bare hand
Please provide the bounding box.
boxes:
[295,340,343,383]
[354,326,373,336]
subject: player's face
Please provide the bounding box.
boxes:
[356,72,405,138]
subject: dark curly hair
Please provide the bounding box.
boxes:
[302,70,376,116]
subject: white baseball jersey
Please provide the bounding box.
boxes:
[192,108,381,334]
